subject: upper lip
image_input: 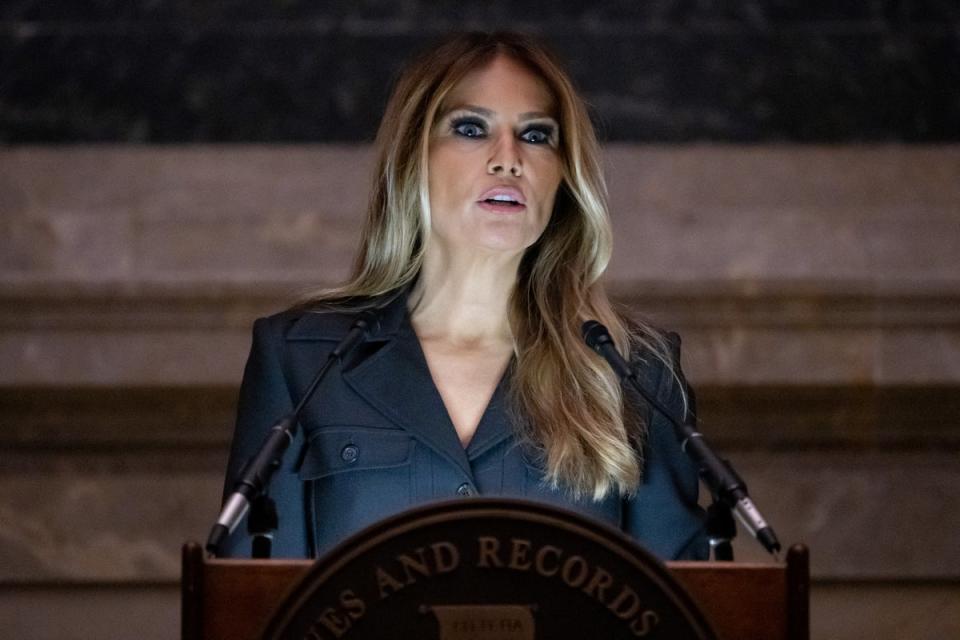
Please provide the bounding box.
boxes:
[477,186,526,205]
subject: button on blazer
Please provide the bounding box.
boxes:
[221,291,708,560]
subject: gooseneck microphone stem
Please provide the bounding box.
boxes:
[582,320,781,558]
[205,311,375,557]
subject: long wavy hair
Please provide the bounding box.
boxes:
[304,32,679,499]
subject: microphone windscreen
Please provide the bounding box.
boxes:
[581,320,611,350]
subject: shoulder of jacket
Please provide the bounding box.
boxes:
[253,305,361,342]
[623,323,686,419]
[257,288,408,342]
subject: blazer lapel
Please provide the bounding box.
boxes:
[340,293,475,480]
[464,362,515,461]
[286,289,516,479]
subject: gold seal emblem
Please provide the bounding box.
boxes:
[421,604,536,640]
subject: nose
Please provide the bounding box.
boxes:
[487,135,522,177]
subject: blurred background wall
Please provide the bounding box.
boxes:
[1,2,958,638]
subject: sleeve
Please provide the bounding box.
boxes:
[621,332,710,561]
[219,315,310,558]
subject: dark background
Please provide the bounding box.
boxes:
[2,0,959,143]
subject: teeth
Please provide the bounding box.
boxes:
[490,195,518,203]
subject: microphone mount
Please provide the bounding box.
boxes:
[205,310,376,557]
[582,320,781,558]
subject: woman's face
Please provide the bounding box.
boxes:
[427,55,563,258]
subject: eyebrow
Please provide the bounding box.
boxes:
[446,104,558,122]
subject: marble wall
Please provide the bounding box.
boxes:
[1,145,958,639]
[1,2,959,142]
[3,146,959,387]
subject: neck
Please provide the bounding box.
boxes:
[409,245,520,345]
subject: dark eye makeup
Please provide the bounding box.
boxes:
[451,116,487,138]
[520,124,556,145]
[446,111,558,147]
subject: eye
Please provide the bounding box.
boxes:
[451,117,487,138]
[520,125,555,145]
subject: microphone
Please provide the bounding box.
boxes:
[206,310,377,556]
[582,320,782,558]
[247,493,278,559]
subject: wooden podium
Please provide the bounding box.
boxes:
[182,544,808,640]
[183,500,809,640]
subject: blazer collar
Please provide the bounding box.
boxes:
[285,288,407,343]
[286,288,514,475]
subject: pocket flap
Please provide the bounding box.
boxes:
[299,427,413,480]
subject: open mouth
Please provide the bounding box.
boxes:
[477,187,526,213]
[482,196,523,207]
[478,199,525,213]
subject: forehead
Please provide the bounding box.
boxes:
[441,54,556,115]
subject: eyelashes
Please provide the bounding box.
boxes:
[451,116,486,139]
[519,125,554,145]
[447,114,558,146]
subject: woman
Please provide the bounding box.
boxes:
[221,32,707,560]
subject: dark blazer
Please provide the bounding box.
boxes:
[221,291,708,560]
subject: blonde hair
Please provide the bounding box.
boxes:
[306,32,678,499]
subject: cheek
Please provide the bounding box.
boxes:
[536,167,563,221]
[427,171,451,221]
[427,148,465,211]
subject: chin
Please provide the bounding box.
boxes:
[473,218,544,251]
[469,230,540,255]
